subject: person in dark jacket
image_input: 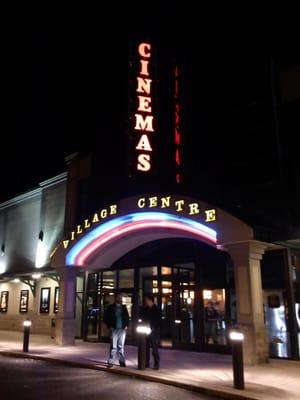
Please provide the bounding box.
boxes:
[204,301,219,344]
[104,293,129,367]
[141,295,161,370]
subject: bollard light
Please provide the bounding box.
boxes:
[136,322,151,370]
[229,327,245,390]
[136,324,151,335]
[23,320,32,352]
[229,330,244,341]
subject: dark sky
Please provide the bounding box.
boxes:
[2,7,299,210]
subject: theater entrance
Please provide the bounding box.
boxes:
[83,260,233,354]
[52,193,269,363]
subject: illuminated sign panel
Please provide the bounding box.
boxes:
[133,42,155,173]
[128,41,184,183]
[60,195,217,250]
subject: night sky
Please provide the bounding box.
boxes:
[2,8,300,230]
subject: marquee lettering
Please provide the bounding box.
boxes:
[84,219,91,229]
[189,203,200,215]
[205,209,216,222]
[138,43,151,58]
[138,96,152,113]
[137,197,146,208]
[161,196,171,208]
[110,205,117,214]
[92,213,99,223]
[61,198,216,249]
[149,196,158,207]
[140,60,150,76]
[137,77,152,94]
[136,134,152,151]
[137,154,151,171]
[134,114,154,132]
[134,42,155,172]
[175,200,184,212]
[100,209,107,219]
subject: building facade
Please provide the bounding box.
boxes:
[1,40,300,365]
[0,158,299,364]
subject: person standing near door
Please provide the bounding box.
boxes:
[204,301,219,344]
[104,293,129,368]
[141,295,161,370]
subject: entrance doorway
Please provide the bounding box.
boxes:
[84,270,135,343]
[83,263,233,354]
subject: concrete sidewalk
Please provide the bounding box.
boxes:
[0,331,299,400]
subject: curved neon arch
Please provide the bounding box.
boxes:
[66,212,217,266]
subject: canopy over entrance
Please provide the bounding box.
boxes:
[51,194,253,270]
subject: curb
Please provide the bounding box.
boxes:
[0,350,259,400]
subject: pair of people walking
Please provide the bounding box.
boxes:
[104,294,161,370]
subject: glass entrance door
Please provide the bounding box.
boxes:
[86,291,100,340]
[176,287,195,346]
[99,291,115,340]
[99,291,134,342]
[161,280,173,347]
[85,273,100,341]
[203,288,227,347]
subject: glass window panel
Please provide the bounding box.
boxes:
[179,268,195,286]
[204,288,227,346]
[87,273,98,291]
[102,271,116,290]
[139,266,158,289]
[264,290,290,358]
[86,292,99,340]
[161,266,172,275]
[119,269,134,288]
[76,276,84,292]
[178,288,195,344]
[75,292,83,338]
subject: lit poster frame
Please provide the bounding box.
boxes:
[19,289,29,313]
[54,287,59,314]
[40,287,51,314]
[0,291,9,313]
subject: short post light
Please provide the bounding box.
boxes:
[229,327,245,390]
[174,319,181,343]
[23,320,32,352]
[136,321,151,370]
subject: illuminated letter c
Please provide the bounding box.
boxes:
[138,43,151,58]
[138,197,146,208]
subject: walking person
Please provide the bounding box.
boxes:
[104,293,129,368]
[141,295,161,370]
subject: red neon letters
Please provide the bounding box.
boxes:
[174,66,182,183]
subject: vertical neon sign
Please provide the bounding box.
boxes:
[134,42,155,172]
[174,66,182,184]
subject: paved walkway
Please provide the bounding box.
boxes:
[0,330,299,400]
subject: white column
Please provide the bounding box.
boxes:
[55,266,77,345]
[227,241,268,365]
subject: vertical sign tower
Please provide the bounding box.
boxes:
[128,40,184,189]
[134,43,155,172]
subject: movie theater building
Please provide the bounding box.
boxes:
[0,41,299,365]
